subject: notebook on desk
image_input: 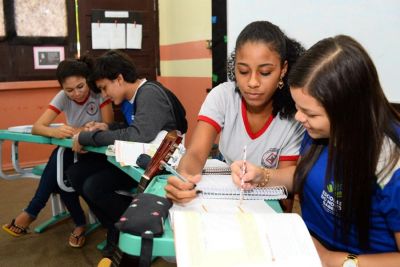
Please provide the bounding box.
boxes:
[196,174,287,200]
[172,211,321,267]
[202,159,231,175]
[170,167,320,266]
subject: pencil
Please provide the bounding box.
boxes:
[161,160,189,183]
[239,145,247,205]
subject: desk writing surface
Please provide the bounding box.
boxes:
[107,156,144,182]
[0,130,106,154]
[0,130,51,144]
[51,136,144,182]
[50,138,107,154]
[118,176,283,257]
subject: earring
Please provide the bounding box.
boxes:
[278,78,284,89]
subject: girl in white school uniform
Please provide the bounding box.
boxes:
[2,57,113,248]
[165,21,305,206]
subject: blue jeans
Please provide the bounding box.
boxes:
[25,147,86,227]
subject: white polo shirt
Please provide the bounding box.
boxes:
[49,90,111,127]
[199,82,304,168]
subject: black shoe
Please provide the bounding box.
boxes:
[101,242,117,258]
[102,227,120,258]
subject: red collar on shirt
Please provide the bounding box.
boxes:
[241,97,275,139]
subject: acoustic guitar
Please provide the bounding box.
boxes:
[137,130,183,193]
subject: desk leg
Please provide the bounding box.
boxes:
[12,141,32,175]
[0,140,40,180]
[56,147,74,192]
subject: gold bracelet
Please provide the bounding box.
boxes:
[258,167,271,187]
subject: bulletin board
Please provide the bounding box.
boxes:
[227,0,400,103]
[91,9,143,50]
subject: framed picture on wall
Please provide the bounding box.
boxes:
[33,46,65,69]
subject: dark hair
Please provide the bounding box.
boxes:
[56,55,97,91]
[91,50,138,83]
[289,35,400,249]
[227,21,305,119]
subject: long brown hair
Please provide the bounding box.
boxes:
[289,35,400,249]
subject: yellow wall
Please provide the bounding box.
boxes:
[159,0,211,45]
[158,0,212,144]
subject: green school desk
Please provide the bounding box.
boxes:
[0,130,104,233]
[51,137,145,182]
[0,129,144,241]
[118,176,284,257]
[0,130,51,180]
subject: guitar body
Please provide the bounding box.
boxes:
[137,130,182,193]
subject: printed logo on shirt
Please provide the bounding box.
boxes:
[86,102,98,116]
[321,182,342,215]
[262,148,279,168]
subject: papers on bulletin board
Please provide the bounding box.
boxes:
[126,23,142,49]
[91,10,143,50]
[91,23,126,49]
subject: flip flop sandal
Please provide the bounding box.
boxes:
[97,257,112,267]
[2,219,29,237]
[69,231,86,248]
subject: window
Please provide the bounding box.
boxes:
[14,0,67,37]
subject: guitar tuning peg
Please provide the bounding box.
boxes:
[169,156,177,164]
[178,145,186,154]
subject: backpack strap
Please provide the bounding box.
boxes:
[139,231,154,267]
[145,81,188,134]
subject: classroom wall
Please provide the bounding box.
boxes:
[0,1,212,170]
[227,0,400,103]
[157,0,212,145]
[0,81,64,170]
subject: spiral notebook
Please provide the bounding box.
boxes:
[202,159,231,175]
[197,174,287,200]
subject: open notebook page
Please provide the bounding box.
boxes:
[173,212,321,267]
[169,198,275,228]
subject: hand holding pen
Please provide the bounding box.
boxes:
[239,145,247,205]
[163,161,202,203]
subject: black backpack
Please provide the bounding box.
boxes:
[145,81,188,134]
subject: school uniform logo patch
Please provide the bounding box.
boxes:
[262,148,279,168]
[86,102,98,115]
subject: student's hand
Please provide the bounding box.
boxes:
[52,124,75,139]
[231,160,264,190]
[71,133,86,153]
[84,122,108,132]
[165,174,201,203]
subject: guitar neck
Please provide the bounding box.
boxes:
[137,131,182,193]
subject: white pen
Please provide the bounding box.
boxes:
[239,145,247,205]
[160,160,189,183]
